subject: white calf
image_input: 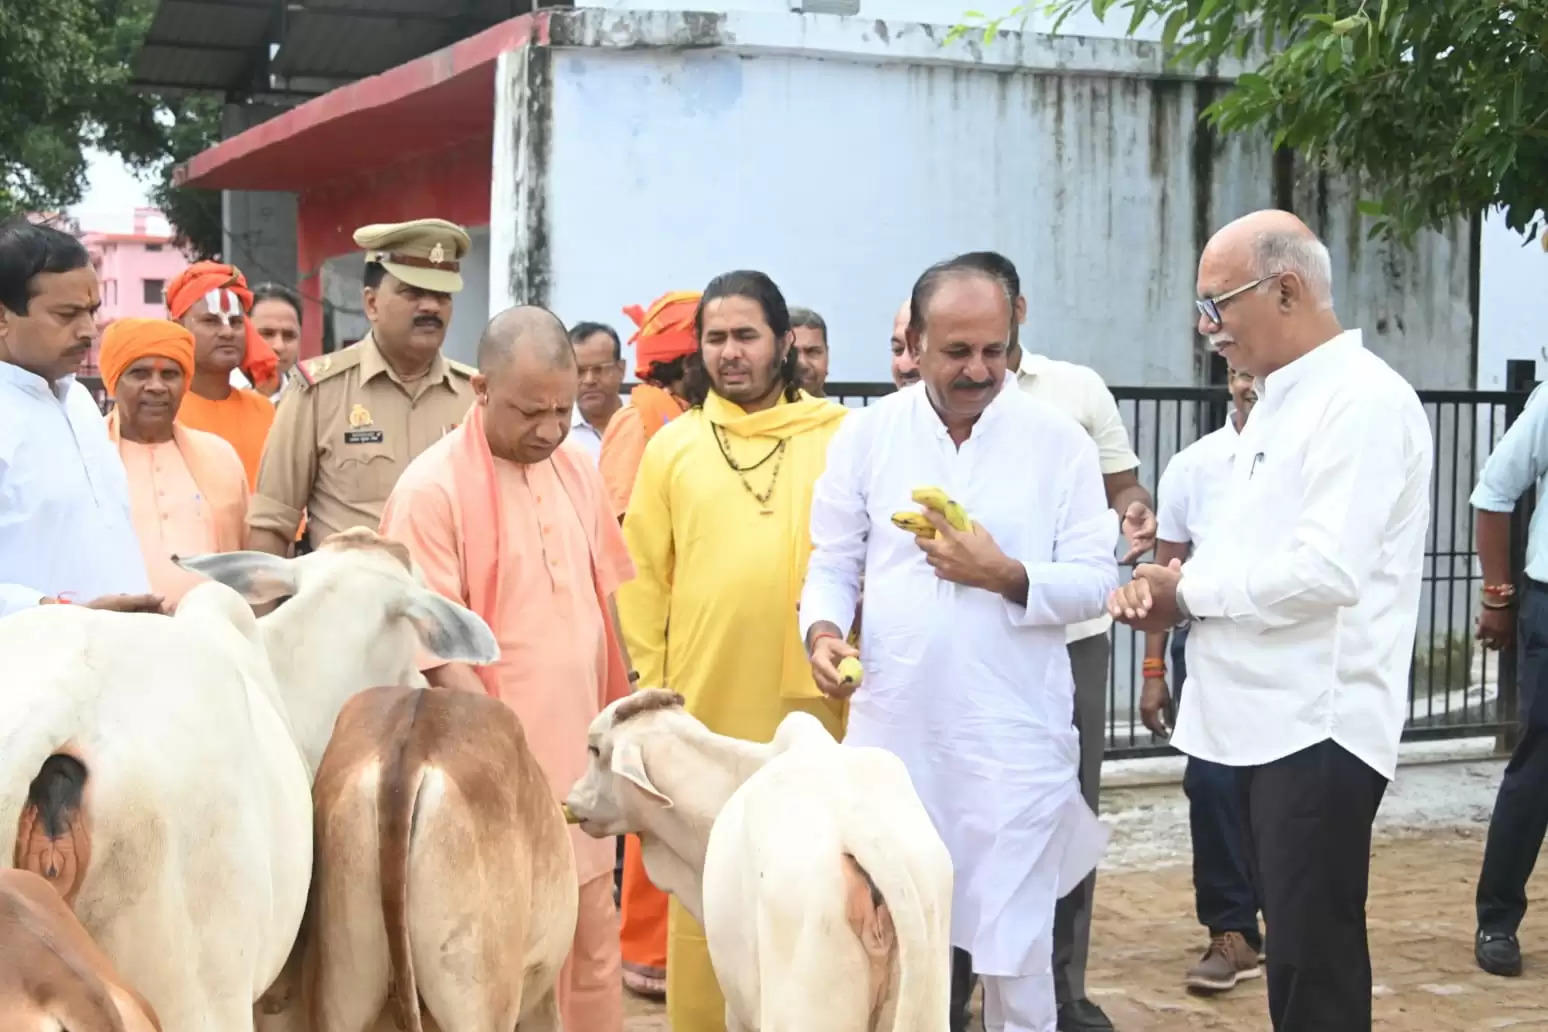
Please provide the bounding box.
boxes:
[565,689,954,1032]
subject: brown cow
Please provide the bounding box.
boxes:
[0,868,161,1032]
[257,685,577,1032]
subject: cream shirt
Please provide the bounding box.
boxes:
[1011,353,1138,642]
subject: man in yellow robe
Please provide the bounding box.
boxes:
[617,269,848,1032]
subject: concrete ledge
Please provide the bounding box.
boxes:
[547,7,1252,80]
[1102,735,1502,789]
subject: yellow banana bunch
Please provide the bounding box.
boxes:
[891,485,973,538]
[890,511,937,536]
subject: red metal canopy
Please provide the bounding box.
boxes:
[175,14,543,192]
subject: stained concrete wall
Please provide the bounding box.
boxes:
[536,10,1473,390]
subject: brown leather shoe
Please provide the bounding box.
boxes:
[1185,931,1263,993]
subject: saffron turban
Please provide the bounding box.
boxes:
[99,318,196,395]
[164,261,278,386]
[622,290,701,380]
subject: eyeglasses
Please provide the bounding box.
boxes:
[1195,273,1282,328]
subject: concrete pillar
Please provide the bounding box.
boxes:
[489,44,550,314]
[219,103,299,291]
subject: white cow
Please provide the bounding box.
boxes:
[0,529,496,1031]
[565,689,954,1032]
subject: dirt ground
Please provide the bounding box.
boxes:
[623,820,1548,1030]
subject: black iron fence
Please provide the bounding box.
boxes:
[122,370,1529,761]
[817,374,1535,760]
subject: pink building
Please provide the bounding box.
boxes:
[78,208,189,376]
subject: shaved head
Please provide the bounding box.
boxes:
[476,305,575,377]
[473,305,579,464]
[1196,208,1341,379]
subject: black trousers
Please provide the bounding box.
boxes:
[1477,583,1548,934]
[1174,625,1262,947]
[1239,740,1387,1032]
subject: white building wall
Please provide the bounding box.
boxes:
[537,11,1472,390]
[1477,210,1548,389]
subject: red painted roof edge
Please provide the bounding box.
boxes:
[177,11,548,188]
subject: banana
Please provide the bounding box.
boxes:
[909,486,973,532]
[837,656,864,687]
[561,803,581,825]
[890,511,937,537]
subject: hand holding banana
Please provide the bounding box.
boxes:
[891,486,973,537]
[895,485,1023,597]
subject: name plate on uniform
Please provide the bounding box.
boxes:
[344,429,385,445]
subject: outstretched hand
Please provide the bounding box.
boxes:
[1120,501,1158,564]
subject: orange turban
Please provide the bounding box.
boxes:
[164,261,278,386]
[623,290,701,380]
[99,318,195,395]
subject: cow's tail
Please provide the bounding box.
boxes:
[839,796,949,1032]
[0,704,92,908]
[379,710,429,1032]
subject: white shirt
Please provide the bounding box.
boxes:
[800,383,1116,975]
[1173,330,1433,779]
[1013,353,1139,643]
[568,406,606,464]
[1156,418,1244,553]
[0,362,150,615]
[1471,383,1548,582]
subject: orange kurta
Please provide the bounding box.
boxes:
[115,430,248,604]
[381,425,632,1032]
[177,387,275,489]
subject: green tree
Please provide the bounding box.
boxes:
[0,0,222,255]
[953,1,1548,244]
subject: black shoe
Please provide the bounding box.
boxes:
[1476,930,1523,977]
[1057,998,1115,1032]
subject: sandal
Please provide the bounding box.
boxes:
[622,964,667,1000]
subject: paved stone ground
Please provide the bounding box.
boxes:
[623,758,1548,1030]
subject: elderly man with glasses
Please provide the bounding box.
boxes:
[1109,209,1432,1032]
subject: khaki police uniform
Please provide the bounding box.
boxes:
[247,218,479,550]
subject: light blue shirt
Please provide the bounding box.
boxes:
[0,361,149,615]
[1471,382,1548,584]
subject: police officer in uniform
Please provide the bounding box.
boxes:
[246,218,478,555]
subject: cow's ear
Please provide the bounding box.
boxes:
[176,551,298,605]
[399,589,499,665]
[611,739,673,807]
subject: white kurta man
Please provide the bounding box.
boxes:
[800,256,1118,1032]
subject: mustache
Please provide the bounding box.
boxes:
[1208,334,1233,352]
[951,376,996,391]
[413,315,444,328]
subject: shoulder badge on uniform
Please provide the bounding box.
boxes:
[301,347,362,387]
[447,358,477,379]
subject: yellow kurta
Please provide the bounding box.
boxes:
[617,389,847,1032]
